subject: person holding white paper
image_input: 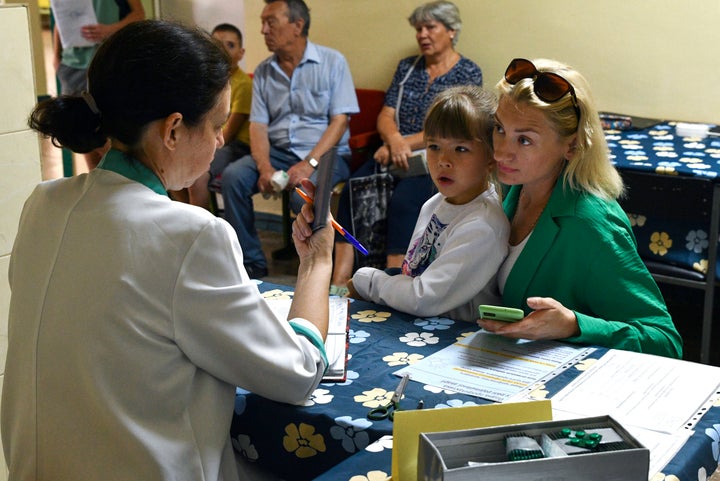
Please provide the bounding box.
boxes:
[51,0,145,169]
[478,58,682,358]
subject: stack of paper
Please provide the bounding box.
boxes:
[265,296,350,382]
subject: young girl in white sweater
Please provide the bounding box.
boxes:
[347,85,510,322]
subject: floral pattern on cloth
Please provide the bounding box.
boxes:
[607,122,720,278]
[233,282,720,481]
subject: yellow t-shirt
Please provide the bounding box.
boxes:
[229,67,252,145]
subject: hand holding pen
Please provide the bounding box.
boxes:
[295,187,369,256]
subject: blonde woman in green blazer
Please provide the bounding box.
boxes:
[478,58,682,358]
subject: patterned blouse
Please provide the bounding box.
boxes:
[383,55,483,136]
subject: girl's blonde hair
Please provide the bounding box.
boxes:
[495,58,623,200]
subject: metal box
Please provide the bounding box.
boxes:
[418,416,649,481]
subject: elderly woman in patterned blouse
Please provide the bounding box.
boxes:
[330,0,483,295]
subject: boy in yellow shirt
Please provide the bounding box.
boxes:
[189,23,252,209]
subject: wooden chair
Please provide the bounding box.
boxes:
[617,169,720,363]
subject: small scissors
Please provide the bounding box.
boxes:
[367,374,410,421]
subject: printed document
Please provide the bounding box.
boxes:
[50,0,98,48]
[550,349,720,434]
[395,330,592,402]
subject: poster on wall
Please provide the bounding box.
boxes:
[155,0,245,49]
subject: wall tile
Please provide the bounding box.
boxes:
[0,255,8,376]
[0,374,6,480]
[0,130,41,257]
[0,6,39,477]
[0,5,36,134]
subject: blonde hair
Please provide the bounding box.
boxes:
[495,58,623,200]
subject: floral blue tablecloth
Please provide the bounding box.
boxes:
[227,282,720,481]
[231,282,502,480]
[607,121,720,279]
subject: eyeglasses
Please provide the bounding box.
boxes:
[504,58,580,120]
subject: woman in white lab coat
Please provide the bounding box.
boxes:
[2,20,333,481]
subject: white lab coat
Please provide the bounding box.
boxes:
[2,168,325,481]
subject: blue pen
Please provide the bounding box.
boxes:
[295,187,369,256]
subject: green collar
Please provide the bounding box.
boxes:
[97,149,168,197]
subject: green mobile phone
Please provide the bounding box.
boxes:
[478,304,525,323]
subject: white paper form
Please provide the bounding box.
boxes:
[265,296,349,382]
[551,349,720,434]
[395,330,593,402]
[50,0,98,48]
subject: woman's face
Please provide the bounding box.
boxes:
[171,85,230,190]
[415,20,454,57]
[493,96,575,191]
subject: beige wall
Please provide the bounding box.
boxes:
[3,0,47,96]
[0,4,43,478]
[244,0,720,124]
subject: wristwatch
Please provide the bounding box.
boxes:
[306,157,319,169]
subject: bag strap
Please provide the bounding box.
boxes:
[394,56,422,127]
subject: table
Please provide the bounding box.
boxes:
[230,281,720,481]
[606,120,720,280]
[606,119,720,364]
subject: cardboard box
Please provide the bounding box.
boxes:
[418,416,649,481]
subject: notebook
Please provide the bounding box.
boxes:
[265,296,350,382]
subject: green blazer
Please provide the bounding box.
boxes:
[502,178,683,358]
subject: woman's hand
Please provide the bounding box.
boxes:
[386,135,413,170]
[477,297,580,341]
[373,145,391,166]
[291,179,334,264]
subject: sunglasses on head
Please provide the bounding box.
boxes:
[504,58,580,120]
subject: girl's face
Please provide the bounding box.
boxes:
[493,96,576,191]
[426,135,492,205]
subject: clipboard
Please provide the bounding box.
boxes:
[263,296,350,383]
[311,147,338,231]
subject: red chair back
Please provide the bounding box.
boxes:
[348,88,385,171]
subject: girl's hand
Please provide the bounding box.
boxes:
[345,279,365,300]
[477,297,580,341]
[291,179,334,264]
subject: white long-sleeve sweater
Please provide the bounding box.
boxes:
[352,185,510,322]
